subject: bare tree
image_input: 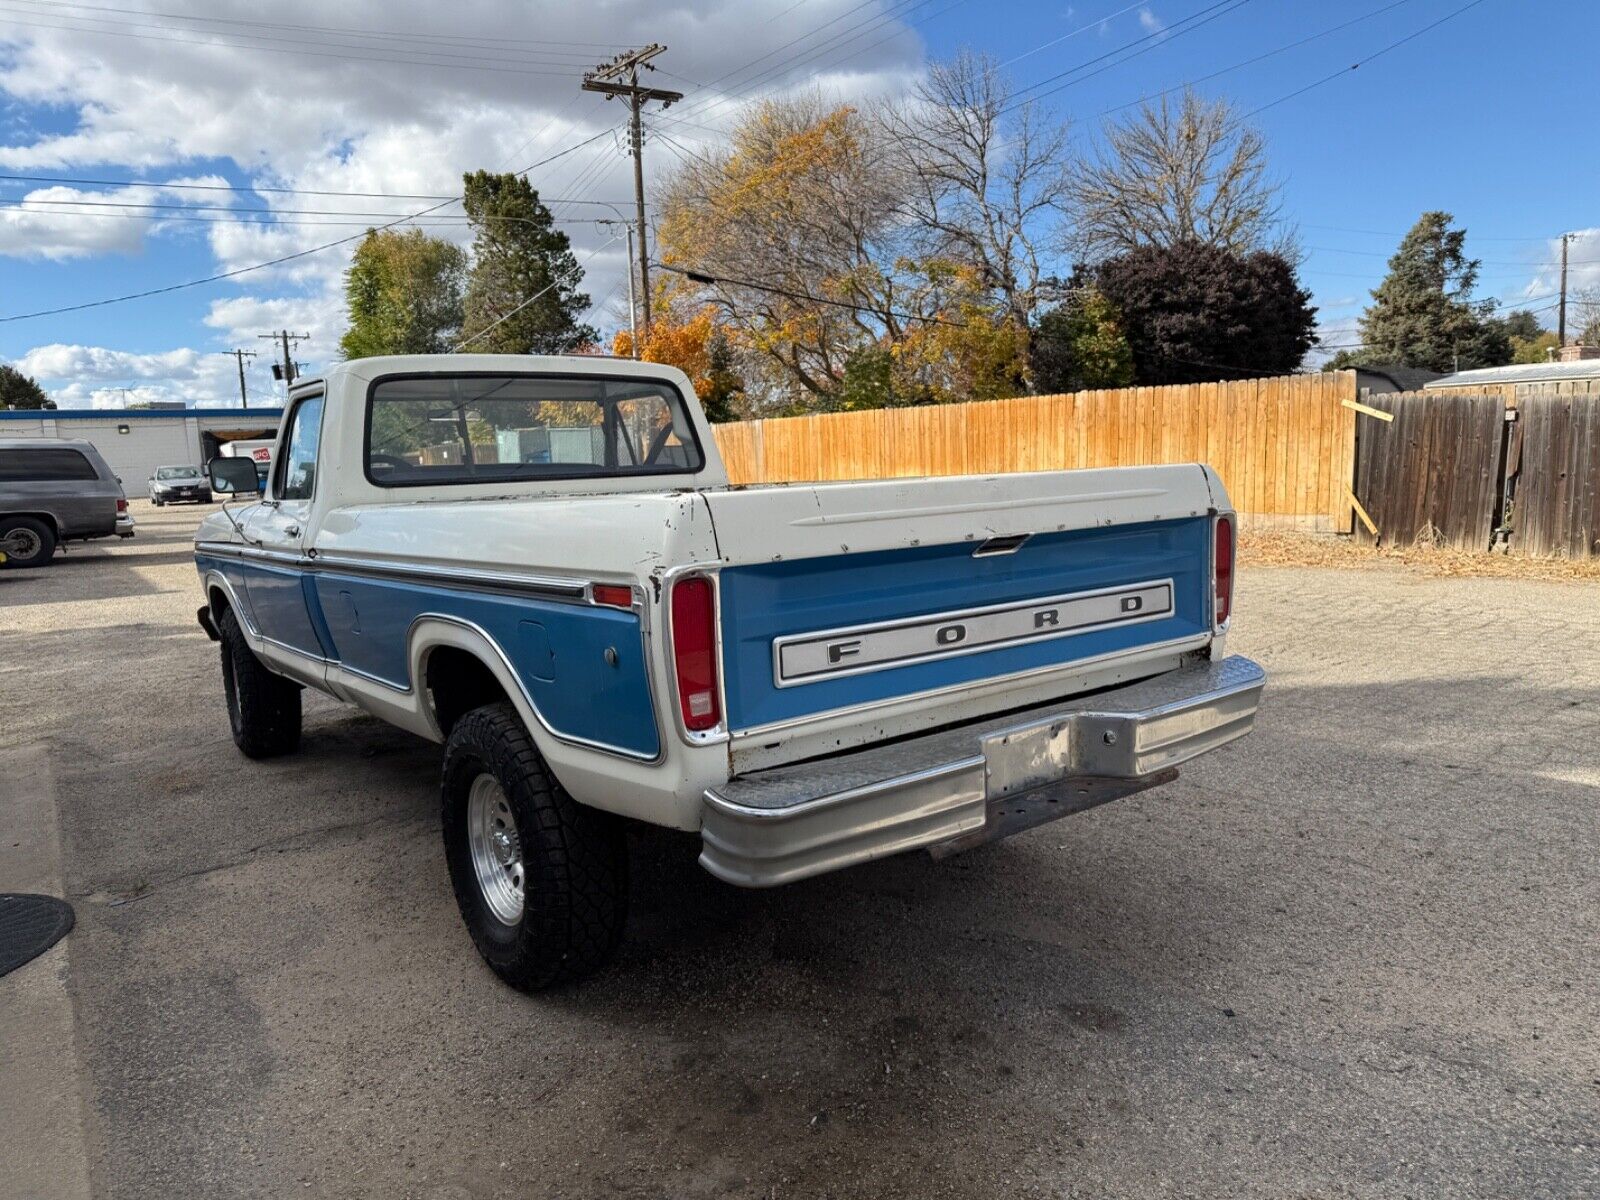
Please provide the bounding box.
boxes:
[657,95,929,402]
[888,52,1073,327]
[1068,89,1284,261]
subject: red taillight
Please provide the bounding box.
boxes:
[591,583,634,609]
[116,498,128,513]
[1213,515,1235,628]
[670,576,720,732]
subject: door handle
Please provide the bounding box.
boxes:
[284,524,300,538]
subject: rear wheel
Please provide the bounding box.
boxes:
[217,606,302,758]
[441,703,627,990]
[0,517,55,569]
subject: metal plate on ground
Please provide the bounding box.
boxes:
[0,893,75,978]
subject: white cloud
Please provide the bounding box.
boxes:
[0,1,925,380]
[1137,6,1167,35]
[12,342,276,408]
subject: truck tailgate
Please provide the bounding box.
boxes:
[701,466,1224,768]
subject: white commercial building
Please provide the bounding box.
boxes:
[0,407,282,497]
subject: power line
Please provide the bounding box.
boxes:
[1241,0,1494,119]
[3,0,628,49]
[999,0,1255,116]
[1099,0,1422,115]
[0,128,619,323]
[1000,0,1151,69]
[0,171,630,206]
[656,261,968,328]
[0,8,588,78]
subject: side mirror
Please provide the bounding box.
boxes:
[208,456,262,495]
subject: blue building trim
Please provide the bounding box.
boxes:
[0,407,283,421]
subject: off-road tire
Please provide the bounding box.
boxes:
[441,703,627,990]
[0,516,55,568]
[217,605,302,758]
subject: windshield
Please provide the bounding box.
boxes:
[156,467,200,480]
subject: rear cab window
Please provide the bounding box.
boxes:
[364,373,703,487]
[0,447,100,482]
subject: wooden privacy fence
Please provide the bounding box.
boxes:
[711,371,1359,530]
[1508,393,1600,558]
[1349,391,1508,551]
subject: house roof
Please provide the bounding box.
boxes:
[1424,360,1600,388]
[1353,365,1443,393]
[0,407,282,421]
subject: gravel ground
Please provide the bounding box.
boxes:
[2,500,1596,1199]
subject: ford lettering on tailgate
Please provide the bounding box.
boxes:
[773,579,1175,686]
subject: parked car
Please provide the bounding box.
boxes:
[148,464,213,506]
[193,355,1264,990]
[0,437,133,568]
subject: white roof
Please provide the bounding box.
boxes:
[1425,359,1600,388]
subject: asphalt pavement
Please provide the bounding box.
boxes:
[1,500,1595,1199]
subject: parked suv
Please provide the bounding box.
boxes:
[0,437,133,568]
[148,464,213,506]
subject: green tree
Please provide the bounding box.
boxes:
[1089,241,1316,384]
[1029,287,1135,394]
[834,345,895,411]
[700,330,745,423]
[459,171,595,354]
[339,228,466,359]
[1511,330,1560,364]
[0,364,52,409]
[1340,212,1510,373]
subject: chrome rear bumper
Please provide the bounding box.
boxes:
[700,655,1265,887]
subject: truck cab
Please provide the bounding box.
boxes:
[194,355,1263,990]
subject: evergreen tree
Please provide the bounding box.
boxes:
[340,228,466,359]
[459,171,595,354]
[700,330,744,423]
[1336,212,1510,373]
[0,364,52,409]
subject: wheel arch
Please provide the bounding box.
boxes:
[408,616,550,751]
[1,510,60,537]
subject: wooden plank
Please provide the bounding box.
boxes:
[1342,397,1396,422]
[1346,486,1379,536]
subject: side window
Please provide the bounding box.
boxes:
[276,395,324,502]
[0,448,99,481]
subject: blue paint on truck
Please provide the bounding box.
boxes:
[716,517,1213,731]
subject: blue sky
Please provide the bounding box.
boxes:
[0,0,1593,406]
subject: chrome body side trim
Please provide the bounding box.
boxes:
[699,654,1265,887]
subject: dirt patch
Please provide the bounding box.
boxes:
[1240,528,1600,583]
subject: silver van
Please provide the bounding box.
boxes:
[0,437,134,568]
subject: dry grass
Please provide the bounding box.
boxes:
[1239,529,1600,583]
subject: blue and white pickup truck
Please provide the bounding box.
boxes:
[194,355,1264,990]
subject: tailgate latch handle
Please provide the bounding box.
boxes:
[973,533,1031,557]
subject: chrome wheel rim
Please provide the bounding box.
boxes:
[467,774,524,925]
[8,528,41,559]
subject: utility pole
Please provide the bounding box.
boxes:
[597,218,639,354]
[582,45,682,340]
[225,349,257,408]
[1558,233,1571,347]
[258,331,310,395]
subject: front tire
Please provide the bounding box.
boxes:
[217,606,302,758]
[441,703,627,990]
[0,516,55,568]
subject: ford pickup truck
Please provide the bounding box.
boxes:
[194,355,1264,991]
